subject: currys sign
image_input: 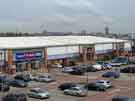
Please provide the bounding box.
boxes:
[15,51,43,61]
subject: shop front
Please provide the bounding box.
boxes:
[82,44,95,62]
[0,50,6,72]
[47,53,80,68]
[13,49,44,72]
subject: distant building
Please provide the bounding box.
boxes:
[105,26,109,35]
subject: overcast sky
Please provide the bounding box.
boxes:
[0,0,135,33]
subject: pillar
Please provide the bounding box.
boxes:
[82,47,87,62]
[78,45,81,54]
[44,48,48,72]
[93,44,96,61]
[63,58,68,66]
[112,42,116,56]
[116,42,120,56]
[7,49,16,74]
[27,63,32,71]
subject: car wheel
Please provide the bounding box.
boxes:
[64,92,68,95]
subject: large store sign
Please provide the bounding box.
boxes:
[15,51,43,61]
[48,53,80,60]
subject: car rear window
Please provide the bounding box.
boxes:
[97,81,104,83]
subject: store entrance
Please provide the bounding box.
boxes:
[16,62,26,72]
[16,60,42,72]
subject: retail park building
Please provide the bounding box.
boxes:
[0,36,130,74]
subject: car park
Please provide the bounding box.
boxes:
[64,86,87,97]
[102,71,120,78]
[9,79,28,87]
[2,93,27,101]
[34,73,56,83]
[112,96,135,101]
[58,83,77,90]
[27,88,50,99]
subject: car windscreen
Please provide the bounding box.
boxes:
[112,57,127,63]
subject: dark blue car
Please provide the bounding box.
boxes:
[112,96,135,101]
[102,72,120,78]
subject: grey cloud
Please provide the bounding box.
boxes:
[0,0,134,33]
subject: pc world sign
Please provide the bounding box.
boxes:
[15,51,43,61]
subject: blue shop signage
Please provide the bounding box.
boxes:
[15,51,43,61]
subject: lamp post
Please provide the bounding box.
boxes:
[86,66,89,95]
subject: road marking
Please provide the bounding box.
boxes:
[117,86,132,90]
[107,89,120,95]
[49,82,57,85]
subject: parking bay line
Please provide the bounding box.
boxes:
[117,86,132,90]
[107,89,120,95]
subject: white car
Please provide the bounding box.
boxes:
[64,86,87,97]
[34,73,56,83]
[27,88,50,99]
[95,80,112,88]
[103,63,112,69]
[62,67,74,73]
[52,63,63,68]
[92,64,102,70]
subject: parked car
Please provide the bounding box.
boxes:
[0,75,12,85]
[84,83,107,91]
[97,61,112,69]
[58,83,77,90]
[69,61,77,66]
[52,63,63,68]
[95,80,112,88]
[62,66,74,73]
[102,71,120,78]
[69,68,85,75]
[64,86,87,97]
[27,88,50,99]
[0,83,10,92]
[112,96,135,101]
[14,73,32,82]
[2,93,27,101]
[92,63,102,70]
[79,64,97,72]
[9,79,28,87]
[110,57,128,67]
[103,62,112,69]
[120,66,135,73]
[34,73,56,83]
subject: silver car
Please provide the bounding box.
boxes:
[34,73,56,83]
[95,80,112,88]
[27,88,50,99]
[64,86,87,97]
